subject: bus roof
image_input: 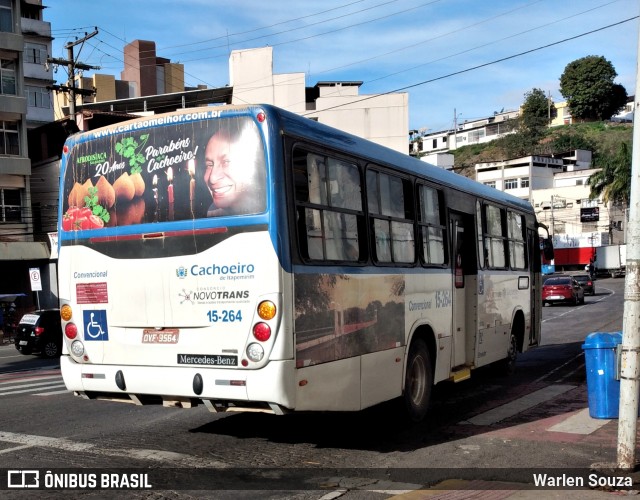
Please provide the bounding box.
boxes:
[65,103,534,216]
[268,104,534,215]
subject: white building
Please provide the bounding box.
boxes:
[230,47,409,153]
[410,109,519,157]
[475,150,625,268]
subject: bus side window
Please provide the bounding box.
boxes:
[373,219,391,261]
[367,168,415,264]
[507,210,527,270]
[483,204,507,268]
[293,148,364,263]
[418,184,446,265]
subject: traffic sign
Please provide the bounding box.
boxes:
[29,268,42,292]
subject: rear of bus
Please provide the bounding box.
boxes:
[58,106,296,412]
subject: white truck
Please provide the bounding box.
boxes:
[596,244,627,278]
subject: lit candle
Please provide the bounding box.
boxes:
[166,167,174,221]
[167,167,174,203]
[187,159,196,212]
[152,174,158,222]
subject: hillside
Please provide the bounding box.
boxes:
[451,121,633,178]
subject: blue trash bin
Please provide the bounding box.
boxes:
[582,332,622,419]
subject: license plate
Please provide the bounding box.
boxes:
[142,329,179,344]
[19,341,28,346]
[547,295,564,300]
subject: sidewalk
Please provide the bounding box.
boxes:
[392,381,640,498]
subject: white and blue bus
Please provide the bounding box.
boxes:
[58,104,553,421]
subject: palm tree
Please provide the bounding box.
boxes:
[589,142,631,205]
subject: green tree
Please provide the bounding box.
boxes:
[521,88,552,139]
[588,141,631,205]
[559,55,628,121]
[549,132,595,154]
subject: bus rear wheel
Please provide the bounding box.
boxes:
[403,339,433,422]
[495,332,518,376]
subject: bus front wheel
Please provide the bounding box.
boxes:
[403,339,433,422]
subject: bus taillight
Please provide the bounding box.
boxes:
[61,304,73,321]
[257,300,276,320]
[253,322,271,342]
[246,343,264,362]
[65,322,78,339]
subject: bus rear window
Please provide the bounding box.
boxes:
[61,116,266,232]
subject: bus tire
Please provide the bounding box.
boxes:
[496,332,518,376]
[403,339,433,422]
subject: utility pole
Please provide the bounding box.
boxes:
[550,195,555,236]
[617,18,640,471]
[453,108,458,150]
[47,29,100,122]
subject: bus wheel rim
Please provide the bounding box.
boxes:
[409,356,427,405]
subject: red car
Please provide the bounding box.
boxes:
[542,276,585,306]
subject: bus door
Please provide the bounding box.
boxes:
[450,212,477,368]
[528,228,541,346]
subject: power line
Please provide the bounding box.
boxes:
[303,16,639,118]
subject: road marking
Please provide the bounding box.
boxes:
[0,444,33,454]
[547,408,611,434]
[0,379,64,391]
[0,383,67,396]
[460,385,575,426]
[33,388,70,396]
[533,353,583,384]
[0,430,229,468]
[0,353,26,359]
[0,374,61,385]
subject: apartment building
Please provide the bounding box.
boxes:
[410,109,519,157]
[475,149,625,269]
[0,0,57,311]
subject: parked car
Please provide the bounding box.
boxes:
[573,274,595,296]
[542,276,585,306]
[14,309,62,358]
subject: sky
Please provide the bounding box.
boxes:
[45,0,639,132]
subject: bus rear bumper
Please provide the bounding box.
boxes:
[60,355,297,413]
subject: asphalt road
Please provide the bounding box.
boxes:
[0,277,628,499]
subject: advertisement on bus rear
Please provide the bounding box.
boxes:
[61,115,266,232]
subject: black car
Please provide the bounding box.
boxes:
[573,274,595,296]
[14,309,62,358]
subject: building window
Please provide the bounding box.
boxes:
[0,59,16,95]
[484,181,496,189]
[432,139,436,149]
[520,177,529,188]
[504,179,518,190]
[24,43,47,64]
[1,189,21,222]
[0,0,12,32]
[26,85,51,108]
[0,121,19,155]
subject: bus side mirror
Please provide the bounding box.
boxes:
[542,238,554,261]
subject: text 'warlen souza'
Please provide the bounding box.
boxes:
[532,473,632,488]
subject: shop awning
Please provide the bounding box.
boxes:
[0,293,26,302]
[0,242,50,260]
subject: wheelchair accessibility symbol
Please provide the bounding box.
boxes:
[82,310,109,341]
